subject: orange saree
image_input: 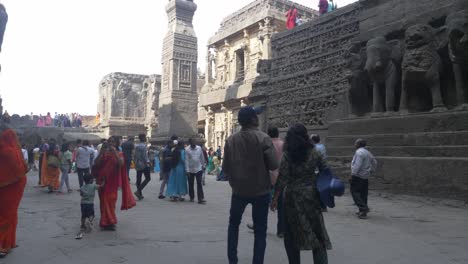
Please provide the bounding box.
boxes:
[95,152,135,227]
[0,129,28,254]
[40,154,60,190]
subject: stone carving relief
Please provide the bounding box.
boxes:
[251,7,361,128]
[446,9,468,109]
[401,24,446,113]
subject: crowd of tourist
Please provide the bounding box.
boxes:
[1,105,378,263]
[33,112,84,128]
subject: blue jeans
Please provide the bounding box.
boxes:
[228,193,270,264]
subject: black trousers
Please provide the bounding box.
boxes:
[136,167,151,194]
[283,209,328,264]
[350,176,369,212]
[77,168,90,188]
[277,190,285,235]
[188,171,204,201]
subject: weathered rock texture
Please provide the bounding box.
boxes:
[98,72,161,138]
[250,0,468,198]
[156,0,199,141]
[199,0,318,149]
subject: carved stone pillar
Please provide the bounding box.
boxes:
[205,106,214,148]
[259,17,274,60]
[205,48,212,85]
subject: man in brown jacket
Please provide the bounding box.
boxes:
[223,106,279,264]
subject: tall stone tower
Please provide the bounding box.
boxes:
[157,0,198,141]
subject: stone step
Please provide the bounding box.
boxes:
[327,145,468,157]
[374,156,468,195]
[328,111,468,136]
[328,155,468,198]
[326,131,468,147]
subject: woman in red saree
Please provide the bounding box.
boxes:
[0,128,28,258]
[286,7,298,29]
[93,137,135,230]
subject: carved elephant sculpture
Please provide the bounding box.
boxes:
[365,37,400,113]
[400,24,446,113]
[345,44,372,116]
[446,9,468,109]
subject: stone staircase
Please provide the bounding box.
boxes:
[326,111,468,200]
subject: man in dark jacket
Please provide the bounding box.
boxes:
[223,106,279,264]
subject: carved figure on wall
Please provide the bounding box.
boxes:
[345,44,372,116]
[240,99,247,107]
[223,40,231,83]
[205,106,215,148]
[401,24,446,113]
[446,10,468,109]
[365,37,401,113]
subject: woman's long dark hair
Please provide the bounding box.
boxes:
[61,143,69,153]
[171,141,185,168]
[284,123,313,164]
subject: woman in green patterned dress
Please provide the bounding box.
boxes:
[271,123,331,264]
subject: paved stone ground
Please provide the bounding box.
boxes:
[2,171,468,264]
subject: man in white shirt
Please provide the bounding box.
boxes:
[350,138,377,219]
[185,138,207,204]
[75,139,93,187]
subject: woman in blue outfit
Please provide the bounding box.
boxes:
[166,141,188,201]
[154,148,160,173]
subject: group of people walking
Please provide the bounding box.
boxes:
[223,106,377,264]
[158,136,208,203]
[0,102,377,262]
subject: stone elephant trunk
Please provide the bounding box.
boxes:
[364,37,400,113]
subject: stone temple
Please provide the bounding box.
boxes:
[97,0,199,142]
[199,0,317,149]
[97,72,161,138]
[245,0,468,199]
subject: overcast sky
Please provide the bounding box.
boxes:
[0,0,357,116]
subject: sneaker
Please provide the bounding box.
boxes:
[198,200,206,204]
[158,195,165,199]
[358,212,368,219]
